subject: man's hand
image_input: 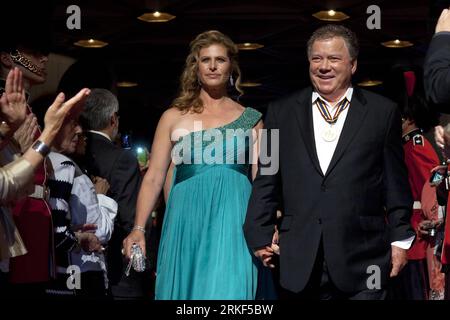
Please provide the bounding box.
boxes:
[390,246,408,277]
[254,246,275,268]
[436,8,450,33]
[271,226,280,255]
[75,232,103,252]
[93,176,110,195]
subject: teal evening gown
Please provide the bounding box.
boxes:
[155,107,265,300]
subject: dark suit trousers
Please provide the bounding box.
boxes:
[279,239,387,300]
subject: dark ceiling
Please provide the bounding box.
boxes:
[2,0,448,145]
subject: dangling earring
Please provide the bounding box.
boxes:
[229,74,234,86]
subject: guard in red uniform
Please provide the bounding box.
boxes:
[402,128,440,299]
[403,129,440,261]
[385,67,441,299]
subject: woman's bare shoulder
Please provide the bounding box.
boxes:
[159,107,188,126]
[227,99,246,113]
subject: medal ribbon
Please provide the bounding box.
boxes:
[315,97,350,124]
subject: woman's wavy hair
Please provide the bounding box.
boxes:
[172,30,243,113]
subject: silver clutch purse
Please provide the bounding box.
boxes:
[125,243,146,276]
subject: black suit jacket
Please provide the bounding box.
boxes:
[244,87,414,293]
[424,32,450,108]
[84,131,145,296]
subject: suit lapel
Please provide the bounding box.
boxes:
[294,88,323,176]
[324,87,368,178]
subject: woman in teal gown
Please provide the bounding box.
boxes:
[123,30,275,300]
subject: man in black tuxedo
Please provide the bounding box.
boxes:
[244,25,414,300]
[81,89,148,299]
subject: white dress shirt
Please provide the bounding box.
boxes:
[312,88,353,175]
[311,88,414,249]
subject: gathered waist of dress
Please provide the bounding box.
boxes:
[174,163,249,186]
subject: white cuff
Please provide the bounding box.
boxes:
[391,235,415,250]
[97,194,118,217]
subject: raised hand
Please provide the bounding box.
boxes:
[14,114,39,152]
[0,67,27,131]
[436,8,450,33]
[39,88,90,145]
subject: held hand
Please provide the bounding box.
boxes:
[76,232,103,252]
[93,177,110,195]
[390,246,408,277]
[271,227,280,255]
[254,246,275,268]
[0,67,27,131]
[123,229,146,260]
[436,8,450,33]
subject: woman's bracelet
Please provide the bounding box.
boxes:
[132,225,146,234]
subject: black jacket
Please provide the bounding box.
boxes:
[424,32,450,109]
[244,87,414,293]
[84,131,145,296]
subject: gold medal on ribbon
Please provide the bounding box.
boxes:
[315,97,350,143]
[322,126,337,142]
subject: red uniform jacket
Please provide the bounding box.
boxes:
[442,185,450,264]
[403,130,440,260]
[8,106,53,283]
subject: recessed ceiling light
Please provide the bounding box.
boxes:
[236,43,264,50]
[240,82,262,87]
[357,79,383,87]
[381,39,413,48]
[138,11,176,23]
[117,81,138,88]
[74,39,108,48]
[312,10,349,22]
